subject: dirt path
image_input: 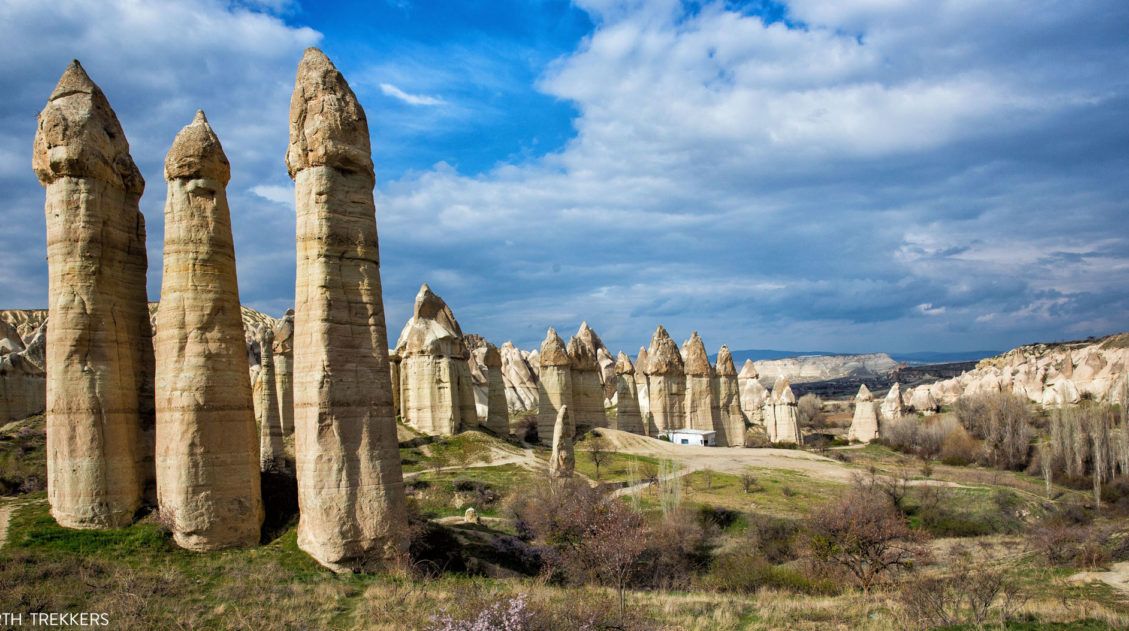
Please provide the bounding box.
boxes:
[0,501,13,549]
[1070,561,1129,596]
[597,429,857,483]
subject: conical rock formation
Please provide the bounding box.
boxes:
[645,325,685,433]
[568,322,607,429]
[714,346,745,447]
[614,352,644,434]
[848,384,879,443]
[287,48,407,570]
[537,328,573,444]
[682,332,716,432]
[483,344,509,435]
[394,284,477,436]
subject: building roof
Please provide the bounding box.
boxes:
[665,429,716,436]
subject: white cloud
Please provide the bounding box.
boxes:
[379,82,445,106]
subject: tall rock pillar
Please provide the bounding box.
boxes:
[483,344,509,435]
[568,322,607,429]
[635,347,653,435]
[256,326,287,470]
[154,111,263,550]
[645,325,685,434]
[848,384,879,443]
[536,328,573,444]
[682,332,716,432]
[287,48,407,569]
[272,309,295,436]
[714,346,745,447]
[34,61,153,529]
[614,352,644,434]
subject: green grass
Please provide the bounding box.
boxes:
[572,450,660,484]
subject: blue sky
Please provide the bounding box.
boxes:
[1,0,1127,356]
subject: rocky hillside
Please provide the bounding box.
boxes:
[914,332,1129,407]
[751,352,898,385]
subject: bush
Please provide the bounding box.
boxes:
[797,394,825,429]
[700,547,840,595]
[897,546,1025,629]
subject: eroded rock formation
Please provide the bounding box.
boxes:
[154,111,263,550]
[500,341,538,423]
[34,61,154,529]
[272,309,295,436]
[635,346,652,435]
[714,346,744,447]
[614,352,644,434]
[645,325,685,433]
[568,322,607,429]
[764,376,801,444]
[848,384,879,443]
[682,332,716,433]
[549,405,574,478]
[394,284,477,436]
[537,328,573,444]
[880,382,905,421]
[738,360,766,426]
[287,48,407,569]
[0,319,47,422]
[256,326,286,471]
[483,344,509,435]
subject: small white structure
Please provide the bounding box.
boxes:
[664,428,717,446]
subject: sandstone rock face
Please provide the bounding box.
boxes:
[389,350,402,419]
[35,61,154,529]
[272,309,295,436]
[614,352,644,434]
[682,332,716,433]
[463,507,479,524]
[909,333,1129,409]
[597,346,617,402]
[752,353,897,384]
[154,111,263,551]
[909,387,939,415]
[468,346,490,423]
[500,341,538,423]
[714,346,745,447]
[738,360,766,426]
[0,317,46,422]
[549,405,574,478]
[879,382,905,421]
[483,344,509,435]
[848,384,879,443]
[568,323,607,429]
[287,48,407,569]
[256,326,286,472]
[394,284,477,436]
[634,347,652,434]
[764,377,801,444]
[537,328,573,444]
[645,325,685,433]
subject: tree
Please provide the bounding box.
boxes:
[740,469,758,493]
[807,487,924,595]
[583,432,615,481]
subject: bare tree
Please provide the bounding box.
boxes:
[797,393,825,429]
[807,487,924,595]
[582,432,615,481]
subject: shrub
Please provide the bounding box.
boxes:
[897,546,1025,629]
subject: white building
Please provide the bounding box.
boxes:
[664,428,717,446]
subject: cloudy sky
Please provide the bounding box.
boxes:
[1,0,1127,356]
